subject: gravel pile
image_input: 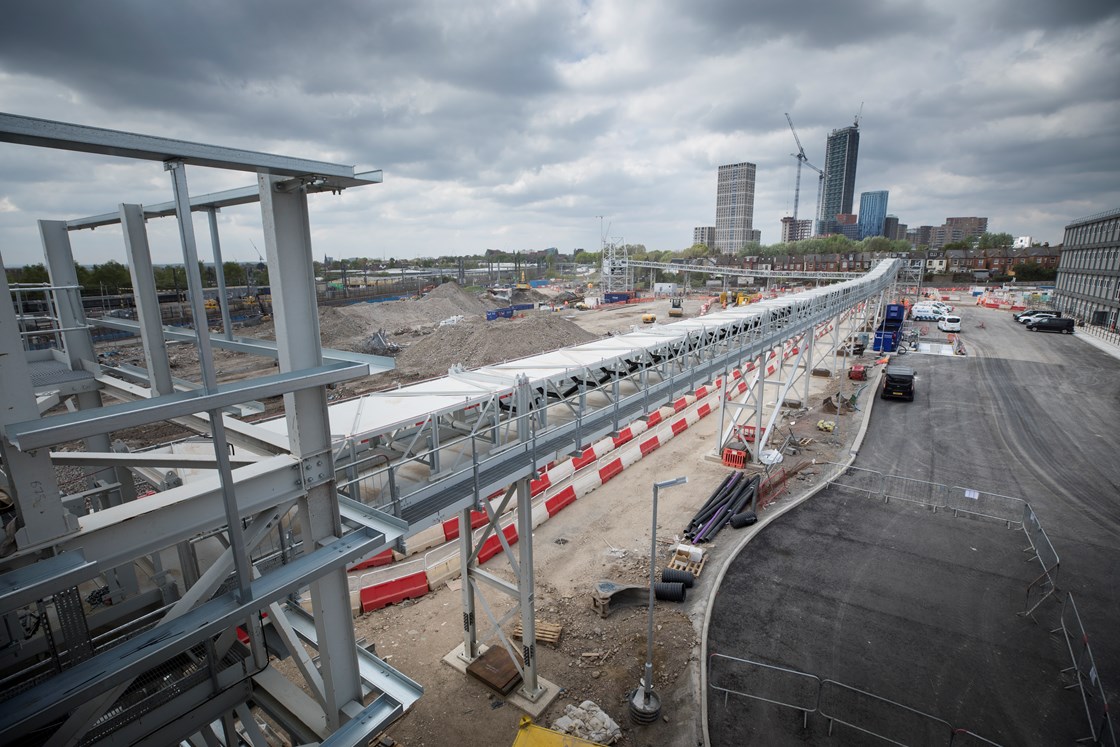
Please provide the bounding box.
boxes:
[337,282,488,336]
[383,314,599,382]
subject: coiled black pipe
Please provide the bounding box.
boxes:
[686,473,747,538]
[684,472,739,535]
[653,581,686,602]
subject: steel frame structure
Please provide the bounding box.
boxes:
[258,260,899,695]
[0,114,419,746]
[621,258,863,283]
[0,113,903,746]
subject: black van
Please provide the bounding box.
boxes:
[1026,317,1075,334]
[880,365,915,401]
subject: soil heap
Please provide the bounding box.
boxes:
[378,314,599,384]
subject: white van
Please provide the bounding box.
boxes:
[938,315,961,332]
[912,305,944,321]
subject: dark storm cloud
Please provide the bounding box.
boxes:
[667,0,944,49]
[1,0,1118,264]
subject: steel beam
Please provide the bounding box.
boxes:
[205,208,235,340]
[65,170,383,231]
[260,172,362,729]
[49,450,264,469]
[1,456,303,570]
[4,361,369,451]
[0,271,78,546]
[0,112,363,178]
[0,527,388,743]
[119,204,175,396]
[89,316,394,370]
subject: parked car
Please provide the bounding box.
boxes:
[1026,317,1075,334]
[880,365,915,401]
[1018,311,1059,325]
[937,315,962,332]
[1013,309,1047,321]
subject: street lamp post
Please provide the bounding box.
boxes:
[629,475,688,724]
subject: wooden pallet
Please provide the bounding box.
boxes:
[512,620,563,646]
[667,550,706,577]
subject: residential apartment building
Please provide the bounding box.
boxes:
[946,216,988,239]
[1053,208,1120,329]
[693,226,716,249]
[883,216,906,241]
[820,125,860,234]
[715,162,758,254]
[858,190,889,239]
[780,217,813,243]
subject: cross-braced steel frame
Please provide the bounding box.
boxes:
[0,113,419,747]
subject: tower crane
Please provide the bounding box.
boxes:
[785,113,807,222]
[785,113,825,236]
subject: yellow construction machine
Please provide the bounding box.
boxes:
[668,297,683,317]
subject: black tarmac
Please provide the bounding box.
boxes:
[707,306,1120,745]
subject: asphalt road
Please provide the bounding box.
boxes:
[707,304,1120,745]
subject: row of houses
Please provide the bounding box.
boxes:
[727,246,1060,275]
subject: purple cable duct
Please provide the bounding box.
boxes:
[694,503,730,543]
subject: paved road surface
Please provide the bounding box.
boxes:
[707,305,1120,745]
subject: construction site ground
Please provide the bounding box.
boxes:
[83,285,884,745]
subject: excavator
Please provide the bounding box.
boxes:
[516,271,531,291]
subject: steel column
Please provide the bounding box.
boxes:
[205,208,235,341]
[259,172,361,728]
[459,506,479,661]
[0,269,77,547]
[167,160,255,620]
[118,205,175,396]
[516,476,542,700]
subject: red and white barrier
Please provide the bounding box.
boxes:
[349,377,725,615]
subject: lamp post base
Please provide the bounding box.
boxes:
[628,686,662,724]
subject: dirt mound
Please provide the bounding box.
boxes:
[511,288,548,304]
[424,281,488,315]
[317,306,371,349]
[336,287,485,336]
[388,314,599,381]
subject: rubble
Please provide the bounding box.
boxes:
[551,700,622,744]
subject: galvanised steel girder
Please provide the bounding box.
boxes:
[66,170,384,231]
[4,361,371,451]
[359,261,900,531]
[91,316,395,370]
[624,258,863,281]
[0,112,374,180]
[0,525,389,743]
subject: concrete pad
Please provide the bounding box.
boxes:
[441,642,562,719]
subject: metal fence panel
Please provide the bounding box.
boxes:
[822,462,883,500]
[819,679,952,746]
[947,486,1025,528]
[881,474,948,510]
[708,654,820,726]
[1051,593,1117,746]
[1022,504,1059,575]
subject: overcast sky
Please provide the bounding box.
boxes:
[1,0,1118,267]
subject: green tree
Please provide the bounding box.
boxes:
[978,232,1013,250]
[1010,262,1056,282]
[87,261,132,294]
[7,264,50,284]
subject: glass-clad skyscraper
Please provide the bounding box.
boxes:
[820,125,860,234]
[858,190,889,239]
